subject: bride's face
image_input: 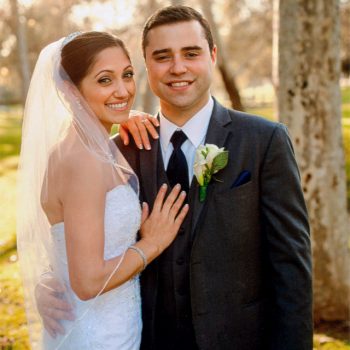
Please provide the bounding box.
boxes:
[78,46,136,132]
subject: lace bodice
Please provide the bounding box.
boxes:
[43,184,142,349]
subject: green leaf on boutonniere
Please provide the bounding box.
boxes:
[199,185,207,202]
[211,151,229,173]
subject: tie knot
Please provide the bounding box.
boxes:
[170,130,187,150]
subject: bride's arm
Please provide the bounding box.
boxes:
[62,156,187,301]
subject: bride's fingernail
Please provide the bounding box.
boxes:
[139,144,143,150]
[162,183,167,189]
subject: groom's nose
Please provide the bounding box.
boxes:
[169,56,187,75]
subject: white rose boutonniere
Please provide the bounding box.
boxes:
[193,144,229,202]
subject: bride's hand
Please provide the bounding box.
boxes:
[140,184,189,255]
[35,275,74,337]
[119,111,159,150]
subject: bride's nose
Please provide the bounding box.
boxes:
[112,81,129,99]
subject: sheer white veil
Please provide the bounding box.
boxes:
[17,35,139,348]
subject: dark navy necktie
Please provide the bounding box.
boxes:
[166,130,189,193]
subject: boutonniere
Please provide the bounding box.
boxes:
[193,144,229,202]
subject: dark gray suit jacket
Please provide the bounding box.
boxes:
[115,99,313,350]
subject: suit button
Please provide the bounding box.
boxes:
[178,227,185,235]
[176,257,184,265]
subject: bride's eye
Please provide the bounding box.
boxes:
[98,77,111,85]
[123,71,135,79]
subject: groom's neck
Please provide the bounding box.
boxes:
[159,94,211,127]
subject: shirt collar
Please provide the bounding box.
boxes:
[159,97,214,152]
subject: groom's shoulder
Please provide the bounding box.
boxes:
[111,134,140,168]
[216,101,286,137]
[112,134,139,154]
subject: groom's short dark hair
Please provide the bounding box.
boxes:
[142,5,214,58]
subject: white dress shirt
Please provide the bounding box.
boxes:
[159,97,214,184]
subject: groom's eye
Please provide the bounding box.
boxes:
[186,51,199,58]
[155,55,170,61]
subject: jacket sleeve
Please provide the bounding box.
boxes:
[260,123,313,350]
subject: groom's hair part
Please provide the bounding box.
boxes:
[61,31,130,87]
[142,5,214,58]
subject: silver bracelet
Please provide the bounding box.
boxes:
[128,245,147,270]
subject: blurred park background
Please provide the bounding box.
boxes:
[0,0,349,348]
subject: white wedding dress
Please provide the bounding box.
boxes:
[42,184,142,350]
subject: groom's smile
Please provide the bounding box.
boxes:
[144,20,217,124]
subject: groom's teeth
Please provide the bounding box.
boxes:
[107,102,128,109]
[171,82,189,87]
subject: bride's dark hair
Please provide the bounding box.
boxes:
[61,31,130,86]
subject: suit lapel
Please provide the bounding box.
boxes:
[190,99,232,237]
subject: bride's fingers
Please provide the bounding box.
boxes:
[161,184,181,214]
[144,117,159,140]
[169,191,187,219]
[126,120,143,150]
[141,202,149,225]
[48,295,73,312]
[152,184,168,213]
[43,305,75,321]
[43,316,65,336]
[118,125,130,146]
[40,277,67,294]
[174,203,189,226]
[135,118,152,150]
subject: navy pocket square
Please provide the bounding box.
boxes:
[231,170,251,188]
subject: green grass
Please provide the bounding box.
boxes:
[0,106,22,164]
[0,93,349,349]
[0,249,30,349]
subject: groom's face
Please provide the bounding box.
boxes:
[144,20,216,119]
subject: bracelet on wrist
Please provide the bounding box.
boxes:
[128,245,147,271]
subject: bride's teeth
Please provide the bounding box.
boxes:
[171,82,189,87]
[107,102,128,109]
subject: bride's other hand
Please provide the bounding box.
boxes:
[35,275,74,338]
[139,184,189,256]
[119,111,159,150]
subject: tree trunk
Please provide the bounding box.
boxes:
[139,0,159,114]
[274,0,350,321]
[10,0,30,104]
[200,0,244,111]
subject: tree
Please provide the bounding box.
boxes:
[274,0,350,321]
[200,0,244,111]
[9,0,30,103]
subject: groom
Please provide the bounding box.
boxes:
[39,5,313,349]
[117,5,312,350]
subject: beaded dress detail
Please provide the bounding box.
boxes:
[43,184,142,349]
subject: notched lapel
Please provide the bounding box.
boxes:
[190,100,232,238]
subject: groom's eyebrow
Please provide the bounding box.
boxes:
[152,46,203,56]
[152,48,171,56]
[182,45,202,51]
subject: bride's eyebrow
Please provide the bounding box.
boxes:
[94,65,133,78]
[94,70,113,78]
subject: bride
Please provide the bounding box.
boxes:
[17,32,188,349]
